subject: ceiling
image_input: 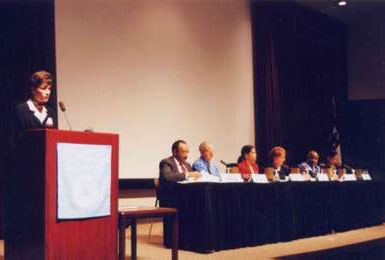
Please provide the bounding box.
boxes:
[292,0,385,25]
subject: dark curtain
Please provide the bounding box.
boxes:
[251,1,348,167]
[0,0,57,237]
[341,100,385,180]
[252,5,282,166]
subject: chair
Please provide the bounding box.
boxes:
[225,163,239,173]
[148,178,160,239]
[355,168,363,180]
[119,207,178,260]
[264,167,275,181]
[338,168,347,179]
[228,166,240,173]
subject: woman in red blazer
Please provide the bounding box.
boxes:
[237,145,259,181]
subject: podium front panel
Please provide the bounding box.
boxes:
[5,129,119,260]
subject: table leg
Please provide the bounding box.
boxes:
[171,215,179,260]
[118,218,126,260]
[131,219,137,260]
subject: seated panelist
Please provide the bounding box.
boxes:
[269,146,290,180]
[325,150,342,180]
[237,145,259,182]
[192,142,220,177]
[159,140,202,186]
[300,150,321,178]
[326,150,342,170]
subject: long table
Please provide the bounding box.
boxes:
[160,181,385,252]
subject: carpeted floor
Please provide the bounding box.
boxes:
[119,222,385,260]
[0,223,384,259]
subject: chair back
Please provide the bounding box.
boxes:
[154,178,160,189]
[264,167,275,181]
[228,167,240,174]
[154,178,160,201]
[338,168,346,178]
[355,168,363,179]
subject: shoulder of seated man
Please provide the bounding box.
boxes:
[193,158,205,165]
[160,157,174,165]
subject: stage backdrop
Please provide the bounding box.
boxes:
[55,0,254,178]
[348,10,385,101]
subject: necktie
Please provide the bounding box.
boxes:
[179,161,187,173]
[207,162,212,175]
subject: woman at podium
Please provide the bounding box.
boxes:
[13,70,56,141]
[4,71,59,251]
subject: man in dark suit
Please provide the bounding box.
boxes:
[159,140,202,185]
[159,140,201,247]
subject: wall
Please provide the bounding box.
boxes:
[55,0,255,179]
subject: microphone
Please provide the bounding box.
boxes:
[343,164,352,169]
[343,164,354,173]
[220,160,228,167]
[58,101,72,130]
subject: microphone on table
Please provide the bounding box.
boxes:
[220,160,228,167]
[342,164,354,173]
[220,160,238,169]
[58,101,72,131]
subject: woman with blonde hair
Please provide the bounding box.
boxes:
[269,146,290,180]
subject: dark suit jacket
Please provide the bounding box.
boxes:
[14,102,56,134]
[10,102,56,151]
[158,156,192,207]
[268,164,290,180]
[159,156,192,184]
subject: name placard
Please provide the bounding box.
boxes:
[362,173,372,181]
[317,173,329,182]
[342,174,357,181]
[251,174,269,183]
[289,173,305,182]
[220,173,244,183]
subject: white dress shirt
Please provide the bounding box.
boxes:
[174,157,188,174]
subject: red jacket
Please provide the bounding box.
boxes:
[238,160,260,174]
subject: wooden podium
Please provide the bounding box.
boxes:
[4,129,119,260]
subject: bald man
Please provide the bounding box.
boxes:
[192,142,221,177]
[299,150,321,178]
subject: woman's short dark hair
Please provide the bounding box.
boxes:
[238,145,255,163]
[30,70,53,90]
[172,140,186,154]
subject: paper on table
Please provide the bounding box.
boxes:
[57,143,112,219]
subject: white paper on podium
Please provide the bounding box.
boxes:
[57,143,112,219]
